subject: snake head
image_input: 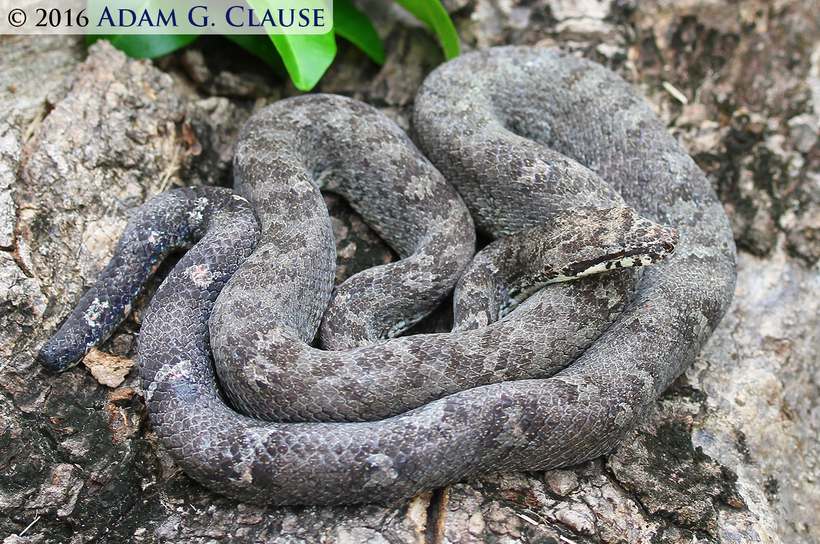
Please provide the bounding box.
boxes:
[554,206,679,279]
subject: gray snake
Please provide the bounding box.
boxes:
[38,46,736,505]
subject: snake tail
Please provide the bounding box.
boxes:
[37,187,260,370]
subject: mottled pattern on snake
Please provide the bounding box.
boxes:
[39,46,736,506]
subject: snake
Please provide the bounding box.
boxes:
[37,46,736,506]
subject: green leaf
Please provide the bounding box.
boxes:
[87,34,199,59]
[225,35,288,78]
[270,33,337,90]
[241,0,336,91]
[333,0,385,65]
[392,0,459,59]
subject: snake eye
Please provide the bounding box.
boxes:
[607,246,625,257]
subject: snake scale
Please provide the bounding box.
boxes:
[38,46,736,505]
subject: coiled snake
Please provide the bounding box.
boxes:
[38,46,736,505]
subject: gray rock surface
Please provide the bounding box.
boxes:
[1,0,819,542]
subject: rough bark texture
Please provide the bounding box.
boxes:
[1,0,819,541]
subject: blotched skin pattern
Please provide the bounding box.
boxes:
[207,95,665,425]
[40,47,735,506]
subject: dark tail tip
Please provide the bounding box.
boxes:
[36,340,83,371]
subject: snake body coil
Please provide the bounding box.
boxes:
[39,46,736,505]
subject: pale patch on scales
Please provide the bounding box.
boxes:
[83,297,110,327]
[186,197,209,224]
[187,263,213,287]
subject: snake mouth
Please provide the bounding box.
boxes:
[561,241,676,278]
